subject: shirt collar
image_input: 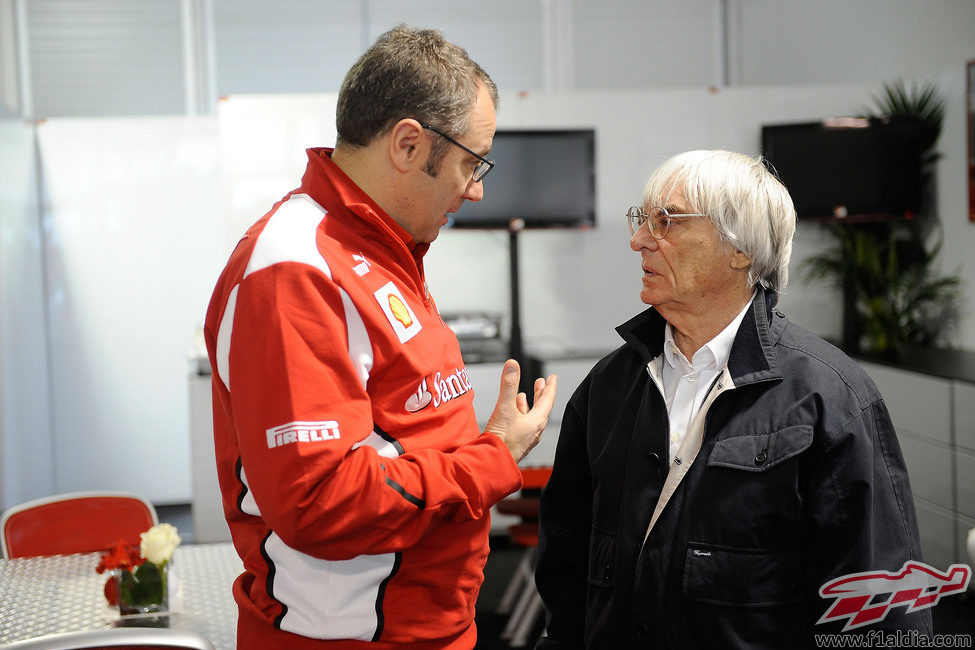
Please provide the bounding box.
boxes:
[663,290,757,372]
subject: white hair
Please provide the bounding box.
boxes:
[641,149,797,291]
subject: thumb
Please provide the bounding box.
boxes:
[496,359,521,405]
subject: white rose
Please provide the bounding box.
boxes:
[140,523,182,566]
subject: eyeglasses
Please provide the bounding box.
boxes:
[626,206,707,239]
[421,123,495,182]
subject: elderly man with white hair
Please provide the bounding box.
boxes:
[535,150,932,648]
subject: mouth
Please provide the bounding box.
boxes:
[641,267,660,285]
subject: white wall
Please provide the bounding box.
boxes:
[0,116,53,507]
[931,64,975,347]
[733,0,975,85]
[425,84,873,352]
[2,2,975,508]
[36,116,220,503]
[12,62,973,506]
[11,1,975,117]
[8,82,864,504]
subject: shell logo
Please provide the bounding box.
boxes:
[374,281,422,343]
[388,294,413,328]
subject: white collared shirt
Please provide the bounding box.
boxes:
[661,292,756,464]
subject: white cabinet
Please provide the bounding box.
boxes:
[859,361,973,570]
[188,374,232,543]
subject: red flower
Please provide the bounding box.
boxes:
[95,539,145,574]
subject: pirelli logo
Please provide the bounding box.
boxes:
[266,421,341,449]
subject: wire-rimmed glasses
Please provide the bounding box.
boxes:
[421,123,495,182]
[626,206,708,239]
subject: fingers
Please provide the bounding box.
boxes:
[516,392,529,414]
[529,374,558,415]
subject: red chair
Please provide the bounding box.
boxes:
[494,466,552,647]
[1,491,158,559]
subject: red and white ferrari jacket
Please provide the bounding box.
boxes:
[204,148,522,649]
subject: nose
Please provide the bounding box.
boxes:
[629,222,659,252]
[463,178,484,202]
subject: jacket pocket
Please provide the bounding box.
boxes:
[682,543,803,606]
[585,528,617,644]
[706,424,813,472]
[586,527,616,588]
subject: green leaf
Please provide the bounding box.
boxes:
[117,563,166,608]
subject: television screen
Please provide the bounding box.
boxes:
[449,128,596,229]
[761,118,922,220]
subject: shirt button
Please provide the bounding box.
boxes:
[637,623,650,637]
[755,450,768,466]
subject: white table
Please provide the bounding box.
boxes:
[0,543,242,649]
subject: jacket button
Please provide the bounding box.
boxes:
[637,623,650,637]
[754,450,768,466]
[647,451,660,465]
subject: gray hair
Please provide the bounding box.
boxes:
[641,149,797,291]
[335,25,498,172]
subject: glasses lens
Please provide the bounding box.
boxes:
[648,207,670,239]
[473,161,492,182]
[626,206,644,234]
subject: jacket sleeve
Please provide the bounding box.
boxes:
[534,383,593,649]
[802,397,934,635]
[216,262,521,560]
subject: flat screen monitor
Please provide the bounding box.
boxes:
[449,128,596,229]
[761,117,922,221]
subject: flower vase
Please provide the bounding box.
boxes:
[116,560,169,620]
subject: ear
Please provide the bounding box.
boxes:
[730,248,752,270]
[387,119,426,174]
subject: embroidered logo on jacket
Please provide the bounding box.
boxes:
[404,378,433,412]
[374,282,421,343]
[352,253,370,276]
[266,421,341,449]
[405,368,473,413]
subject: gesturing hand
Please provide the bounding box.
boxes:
[483,359,558,463]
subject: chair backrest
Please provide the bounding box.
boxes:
[520,466,552,491]
[1,491,158,559]
[0,628,215,650]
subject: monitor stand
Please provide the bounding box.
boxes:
[507,219,540,402]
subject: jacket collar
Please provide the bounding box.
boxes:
[615,286,783,387]
[299,147,430,265]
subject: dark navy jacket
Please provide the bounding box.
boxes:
[535,288,932,648]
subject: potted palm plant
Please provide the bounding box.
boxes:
[801,80,960,357]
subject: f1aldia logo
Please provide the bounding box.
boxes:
[405,367,473,413]
[817,561,971,631]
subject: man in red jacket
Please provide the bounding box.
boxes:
[205,25,556,649]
